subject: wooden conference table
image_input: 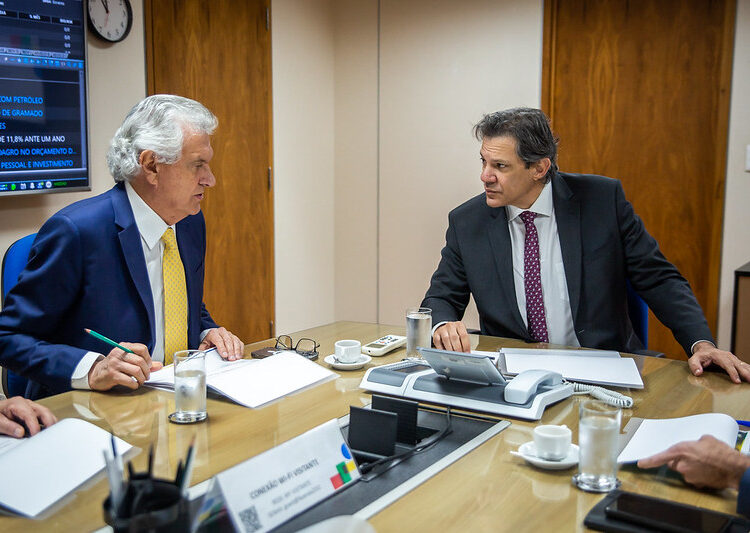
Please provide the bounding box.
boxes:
[3,321,750,532]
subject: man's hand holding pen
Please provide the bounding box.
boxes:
[88,342,161,391]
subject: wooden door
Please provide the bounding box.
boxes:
[542,0,735,358]
[145,0,274,343]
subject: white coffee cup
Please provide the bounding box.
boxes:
[335,339,362,364]
[533,424,572,461]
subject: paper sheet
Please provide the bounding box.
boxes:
[0,418,132,517]
[146,347,255,387]
[146,350,337,408]
[207,351,338,408]
[617,413,738,463]
[502,350,643,388]
[501,348,621,359]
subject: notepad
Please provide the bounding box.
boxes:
[618,413,740,463]
[146,349,338,408]
[500,348,643,389]
[0,418,132,518]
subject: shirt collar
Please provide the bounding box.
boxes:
[506,180,553,222]
[125,182,173,250]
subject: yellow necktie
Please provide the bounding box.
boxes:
[162,228,187,365]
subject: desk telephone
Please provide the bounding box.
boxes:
[359,348,573,420]
[504,369,563,404]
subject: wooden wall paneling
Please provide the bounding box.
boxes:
[145,0,274,343]
[542,0,735,358]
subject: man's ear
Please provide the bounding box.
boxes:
[139,150,159,185]
[531,158,551,182]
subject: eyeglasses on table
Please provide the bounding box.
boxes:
[274,335,320,361]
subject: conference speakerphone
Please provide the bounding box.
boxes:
[359,348,573,421]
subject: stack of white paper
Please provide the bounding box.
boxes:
[501,348,643,388]
[146,350,338,408]
[0,418,132,517]
[618,413,739,463]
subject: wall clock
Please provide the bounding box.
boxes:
[87,0,133,43]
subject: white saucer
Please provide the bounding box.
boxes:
[324,353,372,370]
[515,441,579,470]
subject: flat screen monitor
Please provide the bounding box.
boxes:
[0,0,89,196]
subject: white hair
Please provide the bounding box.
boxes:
[106,94,218,182]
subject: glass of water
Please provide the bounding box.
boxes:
[406,307,432,358]
[573,400,621,492]
[168,350,207,424]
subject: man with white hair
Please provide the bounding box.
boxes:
[0,95,243,400]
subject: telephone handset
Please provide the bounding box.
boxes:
[503,370,563,404]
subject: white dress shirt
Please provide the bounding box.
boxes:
[506,181,580,347]
[71,182,207,389]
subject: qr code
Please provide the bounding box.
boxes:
[239,505,263,533]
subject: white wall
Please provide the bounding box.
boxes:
[0,3,146,259]
[333,0,379,324]
[272,0,337,334]
[717,0,750,350]
[274,0,543,332]
[377,0,543,327]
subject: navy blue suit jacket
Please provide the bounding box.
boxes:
[422,172,713,355]
[738,468,750,517]
[0,183,218,399]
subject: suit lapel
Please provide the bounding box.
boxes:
[552,175,582,323]
[486,206,529,337]
[112,183,156,345]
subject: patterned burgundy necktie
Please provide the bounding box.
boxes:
[519,211,549,343]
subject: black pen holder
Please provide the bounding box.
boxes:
[103,476,190,533]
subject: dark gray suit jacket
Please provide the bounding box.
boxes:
[422,172,713,355]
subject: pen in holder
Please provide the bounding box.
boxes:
[103,475,189,533]
[103,440,195,533]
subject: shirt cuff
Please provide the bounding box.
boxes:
[432,321,448,336]
[71,351,105,390]
[200,328,213,343]
[690,340,716,354]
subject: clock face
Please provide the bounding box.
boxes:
[87,0,133,43]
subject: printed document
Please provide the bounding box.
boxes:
[146,350,337,408]
[618,413,739,463]
[500,348,643,388]
[0,418,132,517]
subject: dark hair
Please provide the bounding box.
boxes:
[473,107,559,179]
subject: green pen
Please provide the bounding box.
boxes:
[84,328,135,354]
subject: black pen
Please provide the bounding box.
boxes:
[180,436,197,495]
[174,459,183,486]
[147,444,154,478]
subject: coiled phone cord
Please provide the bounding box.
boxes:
[571,382,634,408]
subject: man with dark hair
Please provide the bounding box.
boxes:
[423,107,748,382]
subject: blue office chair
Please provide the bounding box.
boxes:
[1,233,37,398]
[625,280,648,348]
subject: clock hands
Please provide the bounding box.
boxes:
[100,0,110,14]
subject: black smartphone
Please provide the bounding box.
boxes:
[604,491,731,533]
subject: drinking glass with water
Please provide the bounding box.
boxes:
[168,350,208,424]
[406,307,432,358]
[573,399,621,492]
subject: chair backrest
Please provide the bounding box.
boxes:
[1,233,37,398]
[2,233,37,305]
[626,280,648,349]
